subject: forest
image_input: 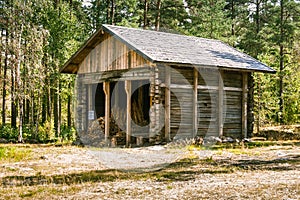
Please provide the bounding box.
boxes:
[0,0,299,143]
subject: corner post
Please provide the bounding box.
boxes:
[193,68,198,138]
[165,66,170,141]
[218,70,224,137]
[242,72,248,138]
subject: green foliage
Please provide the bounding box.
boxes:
[0,125,18,141]
[0,0,299,142]
[185,0,231,40]
[60,125,76,142]
[0,146,32,162]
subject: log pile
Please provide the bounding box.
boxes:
[98,116,127,146]
[90,100,150,147]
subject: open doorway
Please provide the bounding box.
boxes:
[94,80,151,145]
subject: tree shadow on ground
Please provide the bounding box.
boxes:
[218,154,300,171]
[1,154,299,187]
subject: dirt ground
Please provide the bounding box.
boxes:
[0,141,299,199]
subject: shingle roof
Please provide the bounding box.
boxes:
[61,24,276,73]
[103,25,275,73]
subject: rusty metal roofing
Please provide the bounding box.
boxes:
[61,24,276,73]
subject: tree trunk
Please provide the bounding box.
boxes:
[255,0,260,35]
[278,0,284,124]
[11,68,17,128]
[144,0,148,28]
[35,91,41,136]
[247,73,254,137]
[42,92,47,124]
[2,29,8,125]
[67,84,71,127]
[17,24,24,143]
[230,0,235,37]
[111,0,115,25]
[155,0,162,31]
[48,82,52,122]
[106,0,111,24]
[53,87,59,137]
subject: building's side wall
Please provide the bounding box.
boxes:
[78,33,151,74]
[159,65,246,139]
[222,71,243,138]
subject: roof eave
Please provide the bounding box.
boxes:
[154,60,276,73]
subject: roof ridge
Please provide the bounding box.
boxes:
[102,24,219,42]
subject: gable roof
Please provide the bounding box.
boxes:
[61,24,276,74]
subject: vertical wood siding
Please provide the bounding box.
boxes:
[78,33,151,74]
[162,65,244,139]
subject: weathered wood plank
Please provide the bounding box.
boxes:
[78,33,150,74]
[165,66,170,141]
[218,70,224,137]
[193,68,198,137]
[103,82,110,143]
[125,80,131,146]
[242,72,248,138]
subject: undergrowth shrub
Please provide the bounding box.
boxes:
[0,122,77,143]
[0,125,18,141]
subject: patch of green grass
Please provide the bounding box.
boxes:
[0,146,32,162]
[166,185,173,190]
[187,140,300,151]
[227,149,251,155]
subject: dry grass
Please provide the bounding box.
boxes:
[0,142,299,199]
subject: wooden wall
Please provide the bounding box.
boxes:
[159,65,246,139]
[78,33,151,74]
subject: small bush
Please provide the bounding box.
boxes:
[60,125,76,142]
[38,121,55,142]
[0,146,32,161]
[0,125,18,141]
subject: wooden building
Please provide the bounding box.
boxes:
[61,25,275,146]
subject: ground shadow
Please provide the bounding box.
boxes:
[1,153,299,187]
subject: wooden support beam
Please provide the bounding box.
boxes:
[125,80,131,147]
[103,82,110,143]
[81,83,87,131]
[218,71,224,137]
[193,68,198,138]
[86,84,93,130]
[165,66,170,141]
[242,72,248,138]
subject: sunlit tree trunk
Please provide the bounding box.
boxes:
[155,0,161,31]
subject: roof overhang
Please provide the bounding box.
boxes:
[60,25,276,74]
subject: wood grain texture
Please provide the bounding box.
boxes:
[78,33,151,74]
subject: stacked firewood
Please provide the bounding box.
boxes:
[96,101,150,146]
[97,117,122,136]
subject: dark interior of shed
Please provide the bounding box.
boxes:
[94,80,151,145]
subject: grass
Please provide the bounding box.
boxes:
[0,145,32,162]
[0,142,299,199]
[187,140,300,151]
